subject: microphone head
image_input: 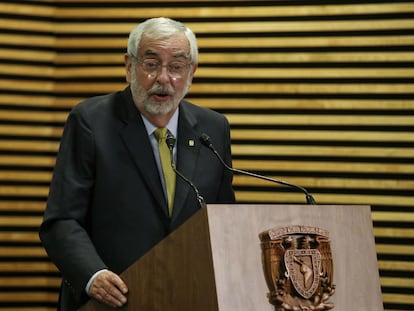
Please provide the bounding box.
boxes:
[199,133,212,148]
[166,133,176,151]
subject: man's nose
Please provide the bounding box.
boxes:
[156,65,171,83]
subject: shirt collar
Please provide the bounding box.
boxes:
[141,108,179,138]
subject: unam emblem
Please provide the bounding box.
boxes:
[259,225,335,310]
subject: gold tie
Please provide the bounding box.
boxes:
[154,128,176,216]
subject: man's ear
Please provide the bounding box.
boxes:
[124,53,133,83]
[190,63,198,77]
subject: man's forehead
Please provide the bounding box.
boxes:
[138,33,190,56]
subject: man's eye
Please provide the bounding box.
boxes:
[144,61,159,69]
[170,63,185,71]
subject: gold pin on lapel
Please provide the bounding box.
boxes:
[188,139,195,147]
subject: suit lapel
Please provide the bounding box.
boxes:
[117,88,167,214]
[172,102,201,220]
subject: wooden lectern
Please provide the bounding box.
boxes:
[79,204,383,311]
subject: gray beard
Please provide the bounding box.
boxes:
[143,98,178,115]
[130,75,192,116]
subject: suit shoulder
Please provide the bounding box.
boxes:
[72,91,120,115]
[181,99,228,123]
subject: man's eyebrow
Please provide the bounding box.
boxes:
[172,52,190,59]
[142,49,189,59]
[143,49,159,57]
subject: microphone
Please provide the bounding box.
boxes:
[166,134,206,209]
[199,133,316,205]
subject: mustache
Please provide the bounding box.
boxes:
[147,84,175,96]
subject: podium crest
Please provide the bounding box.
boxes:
[259,225,335,310]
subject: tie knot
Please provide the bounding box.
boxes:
[154,127,168,142]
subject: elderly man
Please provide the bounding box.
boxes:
[39,17,235,310]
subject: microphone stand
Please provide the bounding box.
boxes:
[166,135,206,209]
[199,133,316,205]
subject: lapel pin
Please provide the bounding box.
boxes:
[188,139,195,147]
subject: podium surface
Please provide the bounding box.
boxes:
[80,204,383,311]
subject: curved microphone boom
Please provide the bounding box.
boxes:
[199,133,316,205]
[166,134,206,209]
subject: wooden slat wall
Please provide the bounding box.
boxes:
[0,0,413,310]
[0,0,60,309]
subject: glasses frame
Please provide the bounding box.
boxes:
[130,55,193,79]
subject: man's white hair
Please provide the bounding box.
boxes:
[127,17,198,64]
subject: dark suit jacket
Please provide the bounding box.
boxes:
[39,86,235,310]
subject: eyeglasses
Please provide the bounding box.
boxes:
[133,57,192,79]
